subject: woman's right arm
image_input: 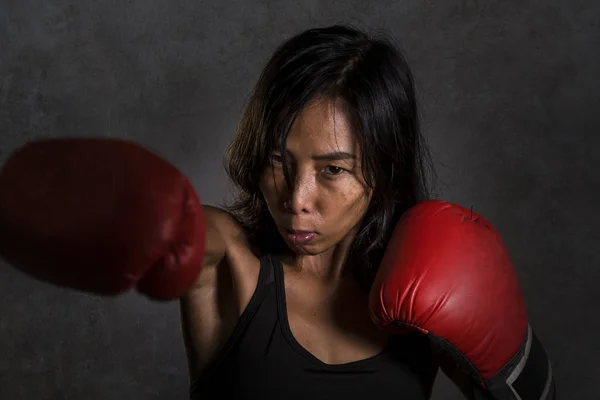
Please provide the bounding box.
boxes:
[0,137,260,375]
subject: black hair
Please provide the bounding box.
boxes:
[224,24,437,288]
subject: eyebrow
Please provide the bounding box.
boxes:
[312,151,357,161]
[273,148,357,162]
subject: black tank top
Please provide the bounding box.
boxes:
[190,255,437,399]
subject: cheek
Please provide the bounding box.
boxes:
[323,182,371,223]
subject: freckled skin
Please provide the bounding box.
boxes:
[259,97,372,258]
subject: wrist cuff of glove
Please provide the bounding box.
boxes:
[432,324,556,400]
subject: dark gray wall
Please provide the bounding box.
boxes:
[1,0,598,398]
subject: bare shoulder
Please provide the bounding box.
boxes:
[180,206,261,377]
[200,206,253,270]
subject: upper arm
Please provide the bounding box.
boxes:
[200,205,244,271]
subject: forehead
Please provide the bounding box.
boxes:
[284,98,359,155]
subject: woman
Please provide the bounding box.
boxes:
[181,25,439,398]
[0,25,554,400]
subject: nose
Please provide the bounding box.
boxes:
[283,170,316,214]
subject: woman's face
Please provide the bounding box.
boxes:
[259,98,372,255]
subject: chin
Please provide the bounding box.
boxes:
[286,242,321,256]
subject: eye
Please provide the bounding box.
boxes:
[270,154,283,164]
[324,166,345,176]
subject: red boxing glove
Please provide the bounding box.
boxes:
[370,200,555,399]
[0,138,205,301]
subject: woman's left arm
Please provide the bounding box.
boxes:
[369,200,556,400]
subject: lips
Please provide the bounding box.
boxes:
[284,229,317,245]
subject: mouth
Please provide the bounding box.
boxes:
[284,229,318,246]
